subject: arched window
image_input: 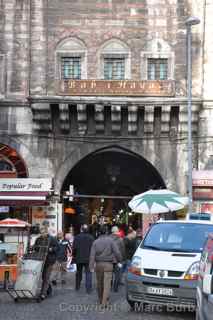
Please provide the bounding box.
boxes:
[56,38,87,80]
[98,39,131,79]
[0,159,13,171]
[141,39,174,80]
[0,144,27,177]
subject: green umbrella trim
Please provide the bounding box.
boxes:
[132,193,185,210]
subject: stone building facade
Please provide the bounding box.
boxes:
[0,0,212,228]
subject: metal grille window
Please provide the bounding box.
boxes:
[104,58,125,80]
[61,57,81,79]
[147,58,168,80]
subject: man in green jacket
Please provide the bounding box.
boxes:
[89,225,122,306]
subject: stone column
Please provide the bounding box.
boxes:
[30,0,47,95]
[128,105,138,134]
[161,105,171,135]
[31,102,52,131]
[111,105,121,133]
[199,1,213,169]
[59,103,70,132]
[94,104,104,133]
[4,0,15,96]
[144,105,154,134]
[10,0,29,95]
[178,105,188,134]
[199,104,213,169]
[77,104,87,135]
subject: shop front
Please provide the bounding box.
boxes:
[0,178,62,235]
[192,170,213,214]
[0,178,59,287]
[0,218,30,288]
[0,178,53,221]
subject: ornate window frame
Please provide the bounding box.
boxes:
[141,39,174,80]
[55,38,87,80]
[98,39,131,79]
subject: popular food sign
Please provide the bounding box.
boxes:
[0,178,52,192]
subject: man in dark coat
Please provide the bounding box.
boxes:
[72,224,94,293]
[33,226,59,300]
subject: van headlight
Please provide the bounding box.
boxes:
[184,261,200,280]
[128,256,143,276]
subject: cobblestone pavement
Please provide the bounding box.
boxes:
[0,273,195,320]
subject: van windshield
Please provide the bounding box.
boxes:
[141,222,213,253]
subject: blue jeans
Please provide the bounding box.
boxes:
[122,259,132,273]
[76,263,92,292]
[112,264,122,291]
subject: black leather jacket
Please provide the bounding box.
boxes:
[34,235,59,265]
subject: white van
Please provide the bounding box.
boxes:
[126,216,213,310]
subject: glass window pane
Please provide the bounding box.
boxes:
[142,223,213,253]
[147,60,155,80]
[64,62,70,79]
[104,58,125,80]
[104,61,113,79]
[159,61,167,80]
[147,58,168,80]
[115,61,124,80]
[61,57,81,79]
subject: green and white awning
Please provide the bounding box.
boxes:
[128,189,189,214]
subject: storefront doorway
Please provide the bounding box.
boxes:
[61,146,166,233]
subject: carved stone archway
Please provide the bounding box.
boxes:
[61,145,166,231]
[0,143,28,178]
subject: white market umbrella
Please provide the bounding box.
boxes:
[128,189,189,214]
[0,218,31,228]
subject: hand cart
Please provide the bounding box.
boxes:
[7,239,49,303]
[0,218,31,290]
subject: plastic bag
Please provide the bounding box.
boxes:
[67,263,76,273]
[66,256,76,272]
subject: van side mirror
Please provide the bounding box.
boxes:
[203,274,213,295]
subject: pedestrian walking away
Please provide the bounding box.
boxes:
[89,224,122,307]
[33,226,59,300]
[123,226,137,272]
[89,216,100,239]
[51,231,71,286]
[110,225,126,292]
[64,230,74,271]
[72,224,94,293]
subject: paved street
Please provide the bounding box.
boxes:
[0,273,195,320]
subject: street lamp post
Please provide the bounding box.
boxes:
[185,17,200,213]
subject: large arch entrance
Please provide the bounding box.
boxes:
[61,146,166,232]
